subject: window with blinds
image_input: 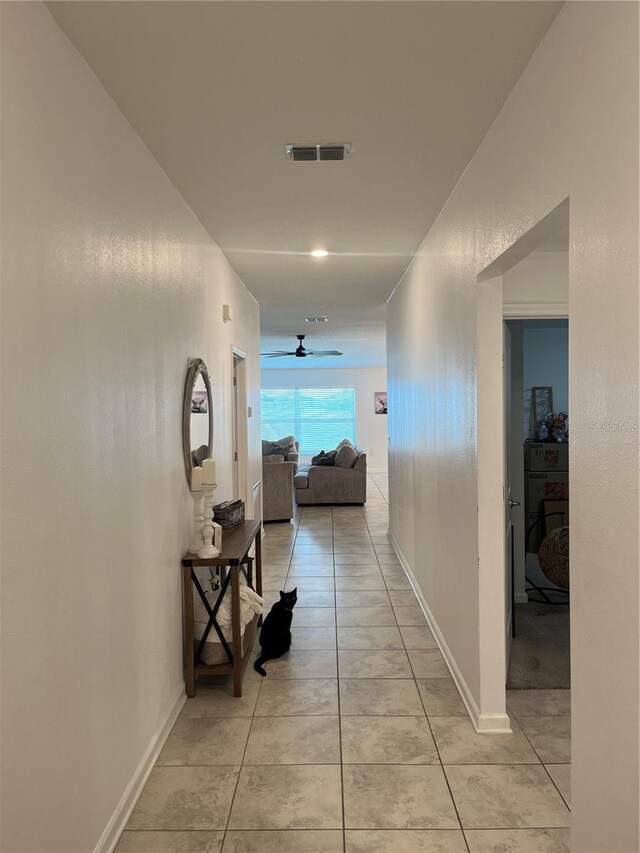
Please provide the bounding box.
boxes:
[261,388,356,455]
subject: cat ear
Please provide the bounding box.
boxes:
[279,590,285,597]
[292,587,298,594]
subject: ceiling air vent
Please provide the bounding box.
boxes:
[286,143,352,162]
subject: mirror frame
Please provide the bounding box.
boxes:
[182,358,214,485]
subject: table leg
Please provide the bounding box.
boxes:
[231,565,243,697]
[255,530,263,626]
[183,565,196,698]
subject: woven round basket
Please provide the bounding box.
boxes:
[538,526,570,590]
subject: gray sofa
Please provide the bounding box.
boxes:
[262,436,299,523]
[294,448,367,506]
[262,459,296,522]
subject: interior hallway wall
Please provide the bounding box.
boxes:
[386,3,638,849]
[261,366,388,470]
[502,250,568,315]
[0,5,260,852]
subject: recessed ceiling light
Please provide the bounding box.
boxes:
[310,249,329,258]
[305,316,328,323]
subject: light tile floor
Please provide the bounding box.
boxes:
[118,473,571,853]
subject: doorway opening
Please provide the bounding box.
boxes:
[232,348,248,504]
[505,318,569,691]
[476,200,571,738]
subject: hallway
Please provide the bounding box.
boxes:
[118,475,571,853]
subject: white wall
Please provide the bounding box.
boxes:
[0,5,261,852]
[261,367,388,470]
[503,250,568,316]
[387,3,638,850]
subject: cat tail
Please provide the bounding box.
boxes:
[253,655,267,677]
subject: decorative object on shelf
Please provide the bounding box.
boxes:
[191,465,203,492]
[538,525,570,590]
[189,491,206,555]
[374,391,388,414]
[213,499,245,528]
[197,457,219,558]
[202,457,216,485]
[189,465,205,554]
[545,411,568,443]
[530,386,553,439]
[198,484,219,559]
[212,520,223,551]
[182,358,214,486]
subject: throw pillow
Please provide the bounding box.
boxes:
[336,438,354,451]
[262,440,289,457]
[316,449,337,466]
[263,454,284,464]
[335,444,358,468]
[277,435,296,453]
[311,450,325,465]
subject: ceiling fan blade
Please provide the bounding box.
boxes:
[261,351,296,357]
[306,350,343,356]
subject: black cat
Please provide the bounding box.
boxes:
[254,588,297,676]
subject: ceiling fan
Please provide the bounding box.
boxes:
[261,334,343,359]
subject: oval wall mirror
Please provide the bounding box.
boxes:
[182,358,214,485]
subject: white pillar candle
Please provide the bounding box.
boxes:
[202,457,216,485]
[191,465,203,492]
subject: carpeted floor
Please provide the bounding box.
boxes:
[507,555,570,690]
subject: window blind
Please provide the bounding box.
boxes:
[261,388,356,455]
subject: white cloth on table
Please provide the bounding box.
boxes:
[193,574,264,665]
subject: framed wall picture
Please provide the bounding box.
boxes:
[374,391,388,415]
[191,390,208,413]
[530,386,553,436]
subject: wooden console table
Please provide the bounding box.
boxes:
[181,519,262,698]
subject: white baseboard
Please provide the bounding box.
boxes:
[94,684,186,853]
[369,468,389,474]
[388,531,512,735]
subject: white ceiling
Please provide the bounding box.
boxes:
[48,1,562,368]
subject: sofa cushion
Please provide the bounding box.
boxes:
[335,444,358,468]
[263,454,284,464]
[277,434,296,450]
[293,469,309,489]
[336,438,354,450]
[353,450,367,472]
[262,439,289,457]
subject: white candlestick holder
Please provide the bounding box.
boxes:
[189,490,206,554]
[198,484,220,559]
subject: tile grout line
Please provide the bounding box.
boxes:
[391,540,470,852]
[515,716,572,814]
[223,511,301,844]
[247,498,571,845]
[218,511,303,846]
[329,508,348,852]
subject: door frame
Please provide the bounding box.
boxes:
[476,201,570,732]
[231,346,248,504]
